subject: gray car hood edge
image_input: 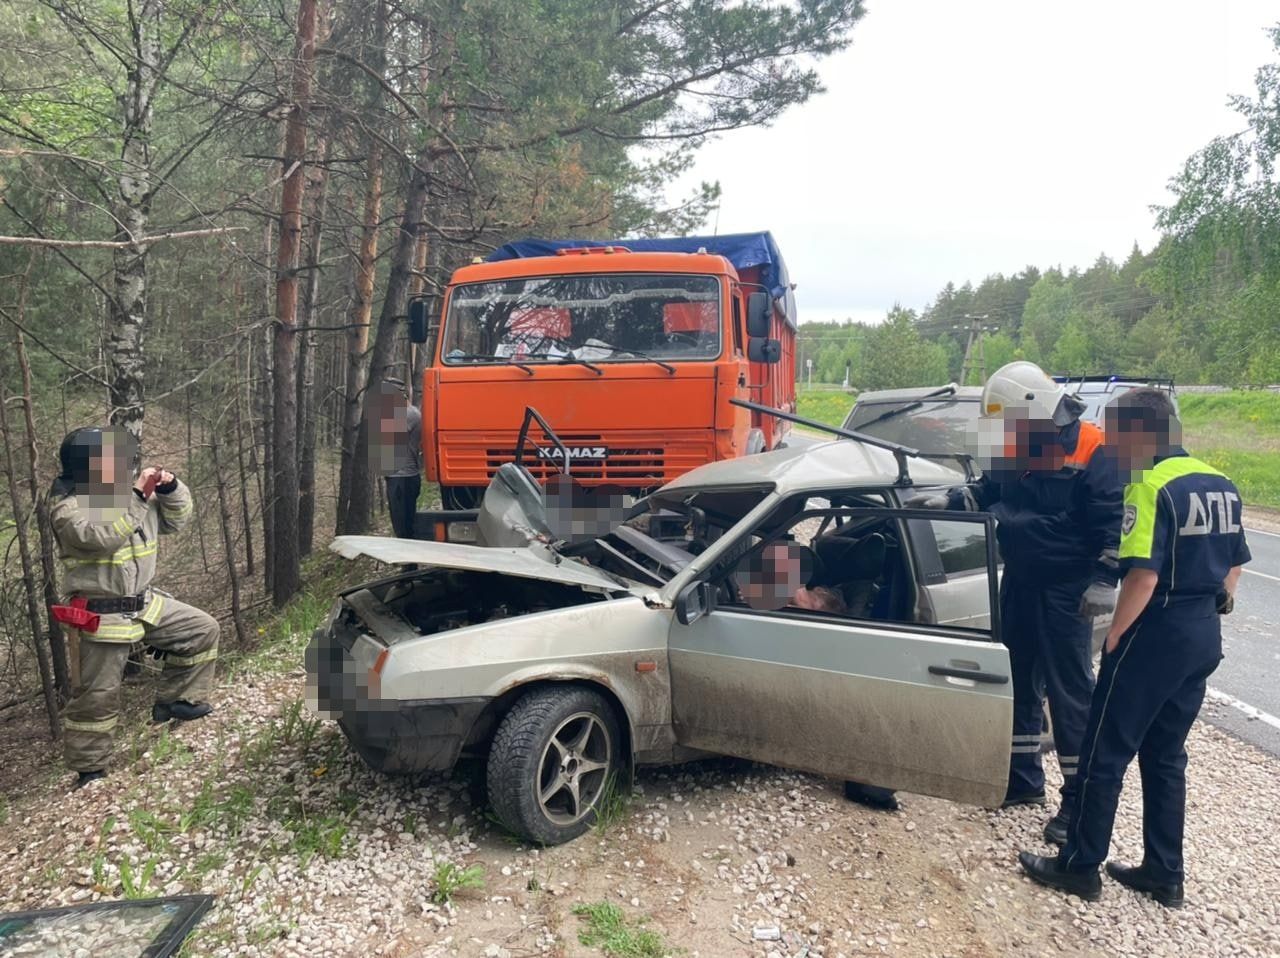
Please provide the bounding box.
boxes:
[329,536,646,595]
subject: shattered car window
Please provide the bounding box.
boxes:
[0,895,213,958]
[845,399,979,457]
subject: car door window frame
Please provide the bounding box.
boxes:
[702,501,1002,644]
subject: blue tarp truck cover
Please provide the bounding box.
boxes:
[487,232,796,328]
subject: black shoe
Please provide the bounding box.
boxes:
[1001,790,1047,809]
[1105,861,1185,908]
[843,781,900,812]
[152,700,213,723]
[73,770,106,791]
[1043,811,1070,846]
[1018,852,1102,901]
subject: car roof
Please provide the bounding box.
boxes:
[853,385,983,403]
[660,437,967,496]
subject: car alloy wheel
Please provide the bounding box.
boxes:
[486,686,625,845]
[536,711,612,826]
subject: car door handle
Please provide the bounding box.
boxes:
[928,665,1009,685]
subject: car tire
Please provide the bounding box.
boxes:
[486,686,623,846]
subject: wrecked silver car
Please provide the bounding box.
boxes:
[308,431,1015,846]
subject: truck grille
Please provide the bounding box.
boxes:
[440,432,714,486]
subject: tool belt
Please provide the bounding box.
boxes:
[50,592,149,634]
[82,593,149,615]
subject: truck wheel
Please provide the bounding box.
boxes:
[486,686,623,845]
[441,485,483,510]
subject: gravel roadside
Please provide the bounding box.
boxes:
[1,664,1278,958]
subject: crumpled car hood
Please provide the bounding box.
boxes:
[329,535,646,595]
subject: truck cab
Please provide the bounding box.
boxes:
[409,232,797,509]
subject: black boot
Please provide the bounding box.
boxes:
[1043,810,1070,846]
[1001,790,1046,809]
[152,700,213,723]
[73,770,106,791]
[1105,861,1185,908]
[843,781,899,812]
[1018,852,1102,901]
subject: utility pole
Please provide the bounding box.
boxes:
[955,313,995,385]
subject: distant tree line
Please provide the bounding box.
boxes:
[801,24,1280,391]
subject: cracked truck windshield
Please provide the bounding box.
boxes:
[442,274,721,365]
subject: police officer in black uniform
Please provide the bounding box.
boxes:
[1019,388,1250,906]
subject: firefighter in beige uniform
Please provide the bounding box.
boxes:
[51,427,219,788]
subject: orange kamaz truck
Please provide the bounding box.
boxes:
[408,232,797,511]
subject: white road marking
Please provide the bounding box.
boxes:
[1243,568,1280,583]
[1206,688,1280,732]
[1244,526,1280,538]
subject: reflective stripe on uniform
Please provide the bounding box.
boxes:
[91,621,147,641]
[1011,744,1040,754]
[140,591,165,623]
[164,648,218,668]
[64,715,119,734]
[63,542,158,568]
[1011,734,1041,744]
[111,514,135,536]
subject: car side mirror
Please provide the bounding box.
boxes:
[674,580,715,625]
[408,297,432,344]
[747,337,781,364]
[746,291,771,338]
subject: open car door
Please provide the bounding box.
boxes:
[665,508,1012,806]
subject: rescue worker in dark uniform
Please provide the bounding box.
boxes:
[1020,388,1249,906]
[51,427,219,790]
[865,362,1123,839]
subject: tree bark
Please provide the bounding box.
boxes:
[271,0,319,605]
[296,138,328,556]
[336,0,388,535]
[107,0,162,441]
[210,429,249,648]
[0,378,60,738]
[344,160,430,533]
[11,259,69,697]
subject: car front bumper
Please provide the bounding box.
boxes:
[306,615,490,774]
[336,696,490,774]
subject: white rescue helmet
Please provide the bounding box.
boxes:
[981,361,1082,427]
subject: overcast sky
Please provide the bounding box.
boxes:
[672,1,1278,325]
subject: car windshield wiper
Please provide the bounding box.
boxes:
[526,352,604,375]
[445,353,534,375]
[596,345,676,375]
[852,383,959,431]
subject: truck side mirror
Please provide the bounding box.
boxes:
[675,580,715,625]
[408,297,432,344]
[746,292,771,338]
[747,337,781,364]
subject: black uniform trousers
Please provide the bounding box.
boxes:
[1059,599,1222,882]
[385,474,422,539]
[1002,574,1095,806]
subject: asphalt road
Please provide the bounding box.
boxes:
[1205,524,1280,756]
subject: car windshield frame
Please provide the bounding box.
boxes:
[844,396,981,461]
[441,272,724,367]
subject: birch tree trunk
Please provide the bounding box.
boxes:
[107,0,162,440]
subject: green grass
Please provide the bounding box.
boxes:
[429,861,485,904]
[572,902,678,958]
[591,774,633,834]
[1179,392,1280,510]
[796,388,855,429]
